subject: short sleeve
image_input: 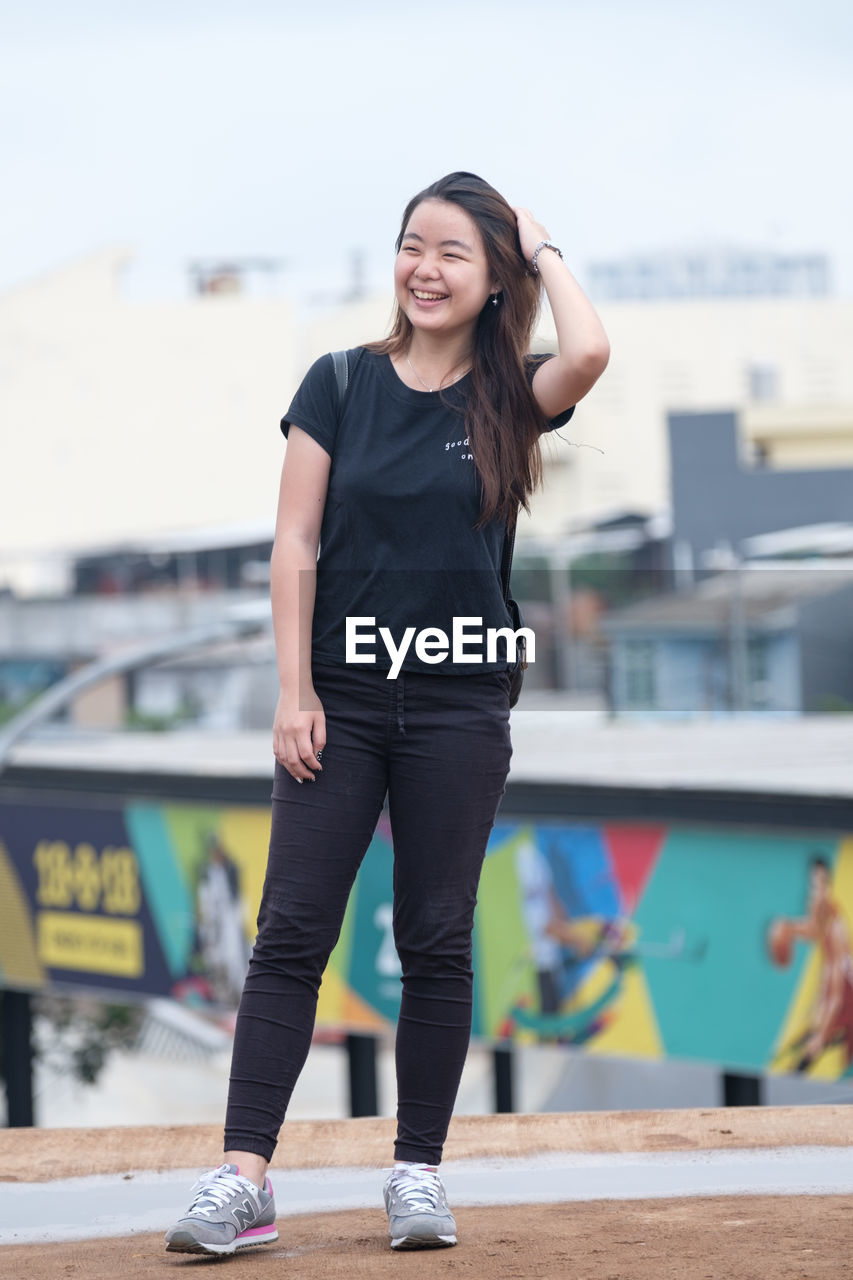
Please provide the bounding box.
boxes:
[280,352,339,458]
[525,353,576,432]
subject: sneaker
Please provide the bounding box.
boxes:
[383,1162,457,1250]
[165,1163,278,1255]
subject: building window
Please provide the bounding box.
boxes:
[747,362,778,402]
[747,637,771,708]
[750,440,771,468]
[625,640,657,708]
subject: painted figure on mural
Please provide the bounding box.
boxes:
[193,835,251,1007]
[515,838,565,1015]
[509,834,640,1042]
[769,856,853,1075]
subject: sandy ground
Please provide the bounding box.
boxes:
[1,1199,851,1279]
[2,1108,852,1280]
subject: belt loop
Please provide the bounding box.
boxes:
[396,672,406,735]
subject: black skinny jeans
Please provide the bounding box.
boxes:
[224,662,513,1165]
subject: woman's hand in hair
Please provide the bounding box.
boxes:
[512,207,552,268]
[512,208,611,415]
[273,688,326,783]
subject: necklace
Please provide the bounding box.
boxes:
[405,354,470,393]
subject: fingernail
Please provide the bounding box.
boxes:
[297,778,303,785]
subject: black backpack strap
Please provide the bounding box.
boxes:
[500,527,513,605]
[500,508,519,605]
[330,349,349,412]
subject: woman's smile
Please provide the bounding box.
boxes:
[411,287,449,305]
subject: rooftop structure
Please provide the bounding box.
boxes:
[587,249,830,302]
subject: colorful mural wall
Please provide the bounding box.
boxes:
[1,794,852,1082]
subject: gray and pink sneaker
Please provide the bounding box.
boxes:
[165,1163,277,1255]
[383,1162,457,1250]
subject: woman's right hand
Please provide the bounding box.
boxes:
[272,687,326,783]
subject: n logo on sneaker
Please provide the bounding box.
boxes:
[233,1199,256,1231]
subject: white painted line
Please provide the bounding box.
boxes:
[1,1148,852,1246]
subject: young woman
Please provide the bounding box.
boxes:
[165,171,609,1256]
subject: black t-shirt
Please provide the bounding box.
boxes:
[280,348,574,674]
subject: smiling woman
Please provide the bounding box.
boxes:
[163,170,609,1261]
[371,171,610,526]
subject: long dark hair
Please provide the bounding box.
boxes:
[367,172,547,528]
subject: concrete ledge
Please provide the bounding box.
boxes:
[2,1106,851,1182]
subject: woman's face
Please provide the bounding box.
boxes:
[394,198,496,343]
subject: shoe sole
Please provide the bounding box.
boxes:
[390,1233,457,1250]
[166,1226,278,1255]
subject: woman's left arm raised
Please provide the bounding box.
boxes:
[514,206,610,420]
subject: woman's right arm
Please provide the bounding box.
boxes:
[271,424,332,782]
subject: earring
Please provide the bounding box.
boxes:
[491,293,500,307]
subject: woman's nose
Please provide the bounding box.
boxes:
[415,255,440,278]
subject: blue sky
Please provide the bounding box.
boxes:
[2,0,851,303]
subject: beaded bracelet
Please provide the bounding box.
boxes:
[531,240,564,274]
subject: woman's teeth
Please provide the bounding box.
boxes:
[413,289,447,300]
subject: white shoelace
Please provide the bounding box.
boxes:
[389,1163,442,1211]
[188,1165,256,1217]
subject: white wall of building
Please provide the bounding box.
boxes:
[530,296,853,539]
[2,249,296,593]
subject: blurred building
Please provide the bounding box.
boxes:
[669,410,853,575]
[0,586,272,731]
[605,566,853,718]
[534,295,853,542]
